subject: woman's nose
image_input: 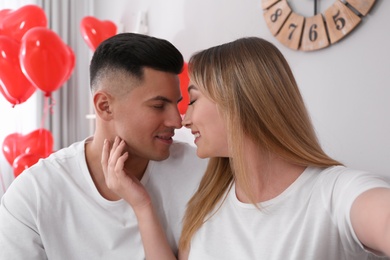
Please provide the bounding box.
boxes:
[181,112,191,128]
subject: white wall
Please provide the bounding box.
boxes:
[92,0,390,177]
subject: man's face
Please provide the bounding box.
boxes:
[111,68,182,161]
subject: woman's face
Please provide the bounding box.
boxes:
[182,83,229,158]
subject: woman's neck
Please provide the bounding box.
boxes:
[234,141,305,203]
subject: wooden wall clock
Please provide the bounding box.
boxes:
[261,0,376,51]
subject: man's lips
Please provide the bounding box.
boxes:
[155,132,174,143]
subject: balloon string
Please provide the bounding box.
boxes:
[48,97,56,155]
[0,169,6,194]
[50,97,56,114]
[40,96,49,128]
[40,95,56,129]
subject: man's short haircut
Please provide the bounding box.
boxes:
[89,33,184,91]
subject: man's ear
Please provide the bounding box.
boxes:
[94,91,113,121]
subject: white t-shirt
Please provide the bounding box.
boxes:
[0,137,208,260]
[189,166,390,260]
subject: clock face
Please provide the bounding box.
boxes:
[261,0,376,51]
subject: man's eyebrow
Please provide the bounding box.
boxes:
[148,96,183,103]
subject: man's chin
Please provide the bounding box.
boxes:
[150,151,170,161]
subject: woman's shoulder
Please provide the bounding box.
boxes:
[317,165,388,186]
[314,165,390,206]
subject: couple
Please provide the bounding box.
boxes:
[1,33,390,259]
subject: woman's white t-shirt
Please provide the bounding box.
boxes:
[189,166,390,260]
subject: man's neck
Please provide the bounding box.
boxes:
[85,138,149,201]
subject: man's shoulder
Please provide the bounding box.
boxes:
[16,139,87,181]
[3,139,90,205]
[44,138,88,162]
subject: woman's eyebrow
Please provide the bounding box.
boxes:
[188,85,198,93]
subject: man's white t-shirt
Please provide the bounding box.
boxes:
[189,166,390,260]
[0,137,208,260]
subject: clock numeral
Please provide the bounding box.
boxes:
[300,14,329,51]
[288,24,297,39]
[263,0,291,36]
[309,24,318,42]
[324,0,361,44]
[276,12,304,50]
[270,8,282,23]
[332,10,346,30]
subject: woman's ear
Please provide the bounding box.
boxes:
[94,91,113,121]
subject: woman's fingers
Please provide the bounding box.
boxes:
[115,151,129,179]
[101,137,130,188]
[109,137,122,164]
[110,138,127,177]
[101,137,152,208]
[101,139,111,179]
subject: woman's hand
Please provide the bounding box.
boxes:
[101,137,177,259]
[101,137,151,209]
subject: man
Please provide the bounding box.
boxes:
[0,33,207,259]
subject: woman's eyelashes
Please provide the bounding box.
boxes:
[188,99,196,106]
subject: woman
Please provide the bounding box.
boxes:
[102,37,390,259]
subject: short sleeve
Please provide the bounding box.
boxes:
[0,171,47,259]
[320,166,390,253]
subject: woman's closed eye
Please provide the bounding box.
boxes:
[188,99,196,106]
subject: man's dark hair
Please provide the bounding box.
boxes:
[89,33,184,90]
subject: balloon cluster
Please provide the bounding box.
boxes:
[0,6,191,179]
[2,128,53,177]
[0,5,70,177]
[0,5,75,106]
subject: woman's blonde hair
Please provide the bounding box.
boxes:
[179,37,342,251]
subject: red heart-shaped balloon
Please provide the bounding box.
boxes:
[80,16,117,51]
[0,5,47,42]
[2,128,53,166]
[0,9,11,34]
[178,62,190,115]
[19,27,75,96]
[63,45,76,83]
[12,152,41,178]
[0,35,36,106]
[0,9,11,19]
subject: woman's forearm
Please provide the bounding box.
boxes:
[134,203,177,260]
